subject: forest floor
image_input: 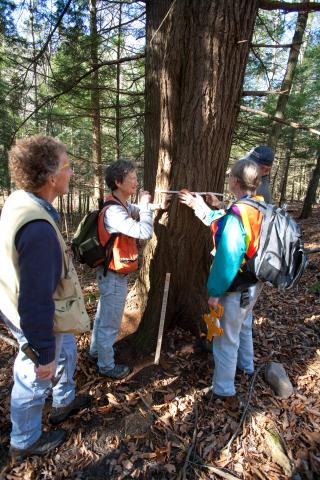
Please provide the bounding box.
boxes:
[0,204,320,480]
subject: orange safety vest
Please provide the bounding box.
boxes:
[97,194,139,274]
[209,196,264,268]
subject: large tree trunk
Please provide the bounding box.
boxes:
[133,0,258,351]
[267,8,308,152]
[300,151,320,219]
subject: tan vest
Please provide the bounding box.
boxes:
[0,190,90,334]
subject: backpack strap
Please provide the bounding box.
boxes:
[99,200,121,276]
[228,198,269,262]
[236,198,279,266]
[234,197,268,214]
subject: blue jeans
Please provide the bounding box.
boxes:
[212,283,261,397]
[90,268,128,370]
[10,329,77,449]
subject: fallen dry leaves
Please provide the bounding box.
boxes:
[0,205,320,479]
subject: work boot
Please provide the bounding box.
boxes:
[49,395,91,425]
[236,367,254,378]
[199,387,227,402]
[99,364,131,380]
[10,430,66,463]
[199,387,243,412]
[87,349,98,362]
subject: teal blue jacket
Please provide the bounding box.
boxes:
[205,209,246,297]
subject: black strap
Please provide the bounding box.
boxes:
[102,232,119,276]
[101,199,121,210]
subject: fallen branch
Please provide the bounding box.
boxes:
[305,247,320,254]
[180,406,198,480]
[189,460,241,480]
[264,428,293,476]
[138,393,186,445]
[223,364,265,454]
[240,105,320,136]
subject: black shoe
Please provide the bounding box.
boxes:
[199,387,227,402]
[99,364,131,380]
[49,395,91,425]
[236,367,254,377]
[10,430,66,463]
[200,387,242,411]
[87,349,98,362]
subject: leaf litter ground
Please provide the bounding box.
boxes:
[0,204,320,480]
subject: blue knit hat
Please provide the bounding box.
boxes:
[243,146,274,166]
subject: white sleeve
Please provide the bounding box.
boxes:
[129,203,162,218]
[104,204,153,240]
[194,202,213,225]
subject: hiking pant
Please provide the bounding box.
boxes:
[9,329,77,449]
[90,267,128,370]
[212,283,261,397]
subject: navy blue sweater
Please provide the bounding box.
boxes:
[15,220,62,365]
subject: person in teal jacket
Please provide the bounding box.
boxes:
[179,158,263,401]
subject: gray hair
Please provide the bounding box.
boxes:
[231,158,261,193]
[9,135,66,191]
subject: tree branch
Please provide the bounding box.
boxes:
[250,47,272,89]
[243,90,289,96]
[251,43,302,48]
[258,1,320,12]
[11,52,145,139]
[240,106,320,136]
[33,0,73,64]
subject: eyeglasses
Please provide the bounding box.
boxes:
[59,162,73,171]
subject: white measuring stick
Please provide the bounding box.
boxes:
[154,273,171,365]
[155,189,224,197]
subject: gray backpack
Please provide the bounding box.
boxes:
[236,199,308,290]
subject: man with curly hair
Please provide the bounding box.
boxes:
[0,136,91,463]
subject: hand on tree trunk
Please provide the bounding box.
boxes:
[138,189,151,208]
[205,193,223,209]
[178,189,205,210]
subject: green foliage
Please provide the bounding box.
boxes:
[308,281,320,294]
[0,1,318,208]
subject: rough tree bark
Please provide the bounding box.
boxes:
[132,0,259,351]
[300,151,320,219]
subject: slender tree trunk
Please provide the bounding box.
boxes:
[271,160,280,199]
[90,0,104,208]
[133,0,258,351]
[299,158,304,199]
[267,8,309,152]
[115,4,122,160]
[300,151,320,218]
[30,0,39,129]
[279,132,295,205]
[291,160,296,201]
